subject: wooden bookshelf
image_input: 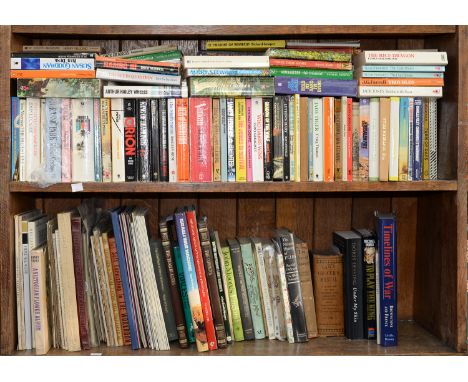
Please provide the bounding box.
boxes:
[1,25,467,356]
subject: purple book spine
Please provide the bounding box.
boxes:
[274,77,357,97]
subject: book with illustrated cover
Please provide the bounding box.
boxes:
[189,77,275,97]
[17,78,100,98]
[266,48,352,62]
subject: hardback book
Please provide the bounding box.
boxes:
[272,96,284,181]
[189,98,213,182]
[184,209,217,350]
[235,98,247,182]
[176,98,190,182]
[323,97,334,182]
[212,98,221,182]
[221,245,244,341]
[369,98,380,181]
[110,98,125,182]
[96,68,181,86]
[197,217,227,348]
[17,78,101,98]
[428,98,438,180]
[389,97,400,181]
[251,97,264,182]
[228,239,254,340]
[333,231,364,340]
[45,218,60,349]
[353,228,377,340]
[189,77,275,97]
[123,99,137,182]
[103,85,183,98]
[220,98,228,182]
[137,99,151,182]
[238,238,266,339]
[398,98,410,181]
[24,97,40,182]
[44,98,62,183]
[375,212,398,347]
[413,97,424,180]
[266,48,352,62]
[352,101,360,181]
[355,50,448,65]
[183,55,270,68]
[226,98,236,182]
[263,98,273,181]
[269,58,353,71]
[312,249,345,337]
[167,98,177,182]
[358,86,442,98]
[159,98,169,182]
[379,98,390,182]
[100,98,112,182]
[311,97,323,182]
[150,100,160,182]
[274,77,358,97]
[359,99,370,181]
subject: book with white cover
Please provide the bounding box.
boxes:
[25,98,41,182]
[167,99,177,182]
[96,68,181,86]
[71,99,95,182]
[251,97,264,181]
[183,55,270,69]
[359,86,443,98]
[369,98,380,181]
[355,50,448,65]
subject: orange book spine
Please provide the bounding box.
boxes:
[358,78,444,87]
[323,97,335,182]
[10,70,96,79]
[176,98,190,182]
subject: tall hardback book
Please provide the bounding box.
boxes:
[189,98,213,182]
[379,98,390,182]
[238,238,266,339]
[159,218,188,348]
[353,228,377,340]
[228,239,254,340]
[197,218,227,348]
[333,231,364,339]
[375,212,398,347]
[312,250,345,337]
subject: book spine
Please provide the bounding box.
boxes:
[137,99,151,181]
[23,46,100,53]
[226,98,236,182]
[11,57,95,70]
[358,86,442,98]
[346,98,353,181]
[270,67,353,80]
[185,211,217,350]
[71,99,95,182]
[22,221,33,349]
[212,98,221,182]
[294,94,301,181]
[111,99,125,182]
[280,234,308,342]
[246,98,253,182]
[272,96,284,181]
[126,50,182,62]
[408,98,414,181]
[299,96,308,181]
[173,246,196,343]
[368,98,380,181]
[174,212,208,352]
[275,245,294,343]
[96,68,181,86]
[92,99,101,182]
[362,234,377,339]
[235,98,247,182]
[18,99,26,181]
[229,240,254,340]
[360,51,447,65]
[185,68,270,76]
[167,98,177,182]
[268,48,351,62]
[188,77,275,97]
[413,98,423,181]
[11,69,95,79]
[11,97,20,180]
[428,99,438,180]
[376,215,398,346]
[389,97,400,181]
[100,99,112,182]
[205,40,285,50]
[379,98,390,181]
[17,78,100,98]
[175,98,189,182]
[422,99,430,180]
[95,59,178,74]
[270,58,353,70]
[159,98,168,181]
[352,101,359,181]
[44,98,62,183]
[159,222,188,348]
[334,98,342,181]
[312,98,323,181]
[123,99,137,181]
[282,96,290,181]
[251,97,264,182]
[183,55,270,69]
[274,77,358,97]
[358,78,444,87]
[358,71,444,78]
[189,97,213,182]
[101,45,178,58]
[263,98,273,181]
[197,218,227,348]
[103,85,182,98]
[360,65,445,72]
[288,96,295,181]
[358,99,370,181]
[265,245,286,340]
[398,98,409,181]
[25,98,41,182]
[150,99,160,181]
[220,98,228,182]
[323,97,334,182]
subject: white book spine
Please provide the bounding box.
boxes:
[103,85,182,99]
[312,98,323,182]
[289,96,295,181]
[359,86,443,98]
[25,98,41,182]
[361,50,448,65]
[369,98,380,181]
[294,94,301,182]
[341,96,348,181]
[251,97,264,182]
[183,55,270,69]
[96,68,181,86]
[19,99,26,181]
[71,99,95,182]
[276,249,294,344]
[168,99,177,182]
[407,98,414,181]
[389,97,400,181]
[428,99,438,180]
[111,99,125,182]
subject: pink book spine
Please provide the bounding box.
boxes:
[347,97,353,181]
[246,98,253,182]
[61,99,72,182]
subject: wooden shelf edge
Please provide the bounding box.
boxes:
[11,25,457,37]
[9,180,458,193]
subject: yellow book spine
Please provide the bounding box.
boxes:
[422,99,430,180]
[235,98,247,182]
[294,94,301,182]
[206,40,286,51]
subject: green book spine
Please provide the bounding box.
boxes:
[238,239,266,339]
[270,67,353,80]
[128,50,182,62]
[173,246,196,343]
[188,77,275,97]
[267,48,352,63]
[221,246,244,341]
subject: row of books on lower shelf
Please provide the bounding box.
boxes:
[15,200,397,354]
[11,94,438,184]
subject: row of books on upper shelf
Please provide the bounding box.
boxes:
[15,199,397,355]
[10,40,448,98]
[11,94,438,184]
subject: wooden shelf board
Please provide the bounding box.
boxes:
[14,322,457,356]
[11,25,456,38]
[9,180,458,194]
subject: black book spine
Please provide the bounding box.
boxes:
[159,219,189,348]
[137,99,151,182]
[159,98,168,182]
[226,97,236,182]
[282,96,290,181]
[228,239,254,340]
[150,99,159,181]
[272,96,283,181]
[279,233,308,343]
[123,99,137,181]
[263,97,273,181]
[332,232,364,339]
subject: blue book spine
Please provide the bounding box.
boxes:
[274,77,358,97]
[307,98,314,180]
[44,98,62,183]
[398,97,409,181]
[11,97,20,180]
[361,65,445,72]
[359,71,444,79]
[186,68,269,76]
[110,208,140,350]
[220,98,228,182]
[413,98,423,181]
[376,213,397,347]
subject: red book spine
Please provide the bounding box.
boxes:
[185,210,217,350]
[189,98,212,182]
[70,216,90,350]
[346,98,353,181]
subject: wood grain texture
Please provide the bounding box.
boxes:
[81,39,119,54]
[38,39,79,46]
[158,195,198,221]
[42,196,83,217]
[198,195,237,242]
[351,196,391,229]
[120,40,159,51]
[237,195,276,238]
